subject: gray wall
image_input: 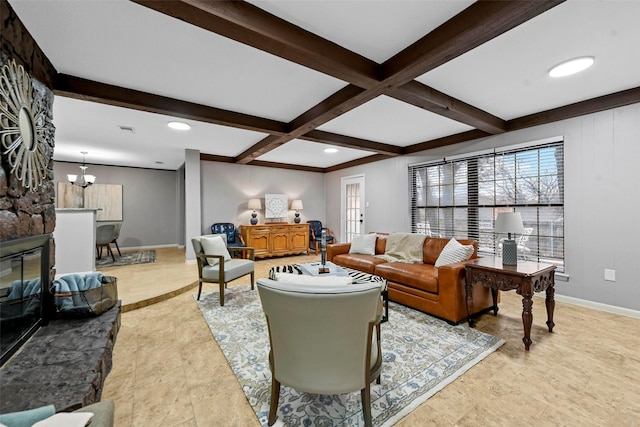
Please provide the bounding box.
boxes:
[199,161,326,234]
[53,162,180,249]
[326,103,640,312]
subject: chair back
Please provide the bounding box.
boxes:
[257,278,381,395]
[211,223,237,245]
[307,220,323,240]
[96,224,117,245]
[112,222,122,239]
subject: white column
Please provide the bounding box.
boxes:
[184,149,201,262]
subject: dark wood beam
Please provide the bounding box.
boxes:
[404,130,491,154]
[381,1,565,85]
[54,74,288,135]
[131,0,379,88]
[507,87,640,131]
[325,154,393,173]
[301,130,403,156]
[391,82,506,134]
[247,160,325,173]
[234,1,560,163]
[199,154,235,164]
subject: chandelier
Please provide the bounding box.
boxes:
[67,151,96,188]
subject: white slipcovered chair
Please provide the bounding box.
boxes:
[257,278,383,427]
[191,234,255,305]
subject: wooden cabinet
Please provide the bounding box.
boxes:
[241,223,309,258]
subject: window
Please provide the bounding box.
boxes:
[409,142,564,269]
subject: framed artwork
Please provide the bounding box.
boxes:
[57,182,123,221]
[264,194,288,218]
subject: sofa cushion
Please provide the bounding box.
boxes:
[375,262,438,294]
[349,234,377,255]
[434,238,474,267]
[332,254,387,274]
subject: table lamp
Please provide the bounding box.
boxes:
[495,211,525,266]
[248,199,261,225]
[291,199,303,223]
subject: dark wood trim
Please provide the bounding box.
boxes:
[53,74,289,135]
[507,87,640,131]
[1,0,57,88]
[301,130,403,156]
[391,82,506,134]
[132,0,379,88]
[381,1,565,84]
[235,135,284,165]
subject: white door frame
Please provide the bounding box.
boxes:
[340,174,365,243]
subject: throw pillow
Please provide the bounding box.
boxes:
[434,238,474,267]
[200,235,231,266]
[348,234,377,255]
[275,273,353,286]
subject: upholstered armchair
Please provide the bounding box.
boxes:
[191,234,255,305]
[211,223,246,248]
[257,278,382,427]
[307,220,335,254]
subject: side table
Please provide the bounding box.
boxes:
[465,256,556,350]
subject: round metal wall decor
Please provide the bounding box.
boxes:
[0,58,50,190]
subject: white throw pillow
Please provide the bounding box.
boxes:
[348,234,377,255]
[434,238,474,267]
[200,235,232,266]
[275,273,353,286]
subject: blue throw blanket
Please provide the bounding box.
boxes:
[6,278,42,301]
[53,272,104,312]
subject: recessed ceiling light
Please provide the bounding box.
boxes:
[548,56,595,78]
[324,148,339,154]
[167,121,191,130]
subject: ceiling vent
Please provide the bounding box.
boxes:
[119,125,135,134]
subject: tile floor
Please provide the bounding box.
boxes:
[101,248,640,426]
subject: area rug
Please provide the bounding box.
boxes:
[95,250,156,267]
[195,285,504,427]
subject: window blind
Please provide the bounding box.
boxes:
[409,142,564,269]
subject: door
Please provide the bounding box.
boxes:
[341,174,365,243]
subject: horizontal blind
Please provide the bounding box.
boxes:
[409,142,564,269]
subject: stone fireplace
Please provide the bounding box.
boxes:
[0,233,52,366]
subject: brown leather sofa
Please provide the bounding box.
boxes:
[326,233,494,324]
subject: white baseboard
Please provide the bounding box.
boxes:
[547,294,640,319]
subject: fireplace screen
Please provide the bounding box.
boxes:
[0,234,50,366]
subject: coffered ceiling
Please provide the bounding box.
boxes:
[8,0,640,171]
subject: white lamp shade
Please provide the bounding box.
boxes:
[84,175,96,184]
[67,174,78,183]
[495,212,525,234]
[291,199,303,210]
[248,199,261,210]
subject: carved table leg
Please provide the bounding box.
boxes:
[491,288,499,316]
[521,282,533,351]
[545,279,555,333]
[465,272,474,328]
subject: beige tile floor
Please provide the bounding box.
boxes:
[102,248,640,426]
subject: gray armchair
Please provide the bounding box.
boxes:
[95,224,117,261]
[191,234,255,305]
[257,278,382,427]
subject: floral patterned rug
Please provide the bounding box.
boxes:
[195,285,504,426]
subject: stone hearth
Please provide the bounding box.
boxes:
[0,303,121,412]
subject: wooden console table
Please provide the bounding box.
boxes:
[240,223,309,258]
[464,256,556,350]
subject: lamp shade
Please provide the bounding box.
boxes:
[290,199,303,210]
[248,199,261,210]
[495,212,525,234]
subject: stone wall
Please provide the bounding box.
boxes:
[0,52,56,251]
